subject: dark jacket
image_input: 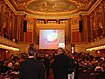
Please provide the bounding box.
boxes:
[68,58,75,74]
[98,71,105,79]
[52,53,68,79]
[19,58,45,79]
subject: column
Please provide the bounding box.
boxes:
[17,15,22,42]
[3,6,9,38]
[11,15,15,39]
[88,16,93,42]
[10,15,13,40]
[80,15,84,42]
[20,15,24,42]
[33,18,37,43]
[94,12,99,39]
[68,19,71,43]
[102,5,105,35]
[82,16,89,42]
[14,15,18,39]
[7,11,11,39]
[0,4,3,34]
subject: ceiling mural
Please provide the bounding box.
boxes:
[9,0,96,11]
[26,0,78,12]
[7,0,101,19]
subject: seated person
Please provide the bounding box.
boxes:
[97,63,105,79]
[95,63,102,72]
[1,60,13,73]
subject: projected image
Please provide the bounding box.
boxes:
[39,30,65,49]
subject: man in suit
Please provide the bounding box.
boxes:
[19,46,45,79]
[52,47,68,79]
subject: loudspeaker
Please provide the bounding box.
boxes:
[79,20,82,33]
[23,20,27,32]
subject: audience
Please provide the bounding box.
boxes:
[0,49,105,79]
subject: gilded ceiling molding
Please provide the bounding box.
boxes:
[26,12,80,19]
[4,0,17,14]
[13,0,26,9]
[82,0,102,15]
[25,9,80,19]
[69,0,90,9]
[4,0,102,19]
[4,0,26,15]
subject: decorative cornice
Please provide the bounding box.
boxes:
[4,0,26,15]
[82,0,102,15]
[26,12,81,19]
[4,0,17,14]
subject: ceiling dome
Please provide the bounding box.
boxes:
[5,0,100,19]
[26,0,78,13]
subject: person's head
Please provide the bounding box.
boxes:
[29,43,34,48]
[101,63,105,70]
[57,47,64,54]
[45,54,49,58]
[28,47,37,56]
[68,54,74,59]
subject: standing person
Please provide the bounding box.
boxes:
[74,57,79,79]
[68,54,75,79]
[19,46,45,79]
[52,47,69,79]
[43,54,50,79]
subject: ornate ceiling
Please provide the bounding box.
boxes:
[5,0,102,19]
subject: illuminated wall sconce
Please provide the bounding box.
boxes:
[71,47,74,53]
[0,44,19,51]
[71,44,75,53]
[86,45,105,51]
